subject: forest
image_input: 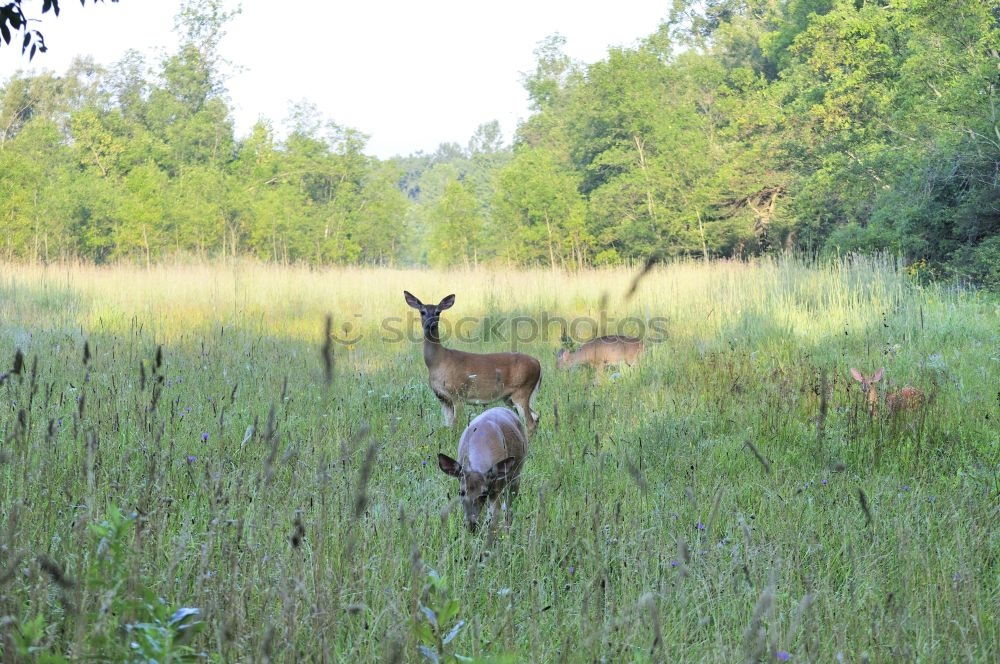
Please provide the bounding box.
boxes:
[1,0,999,287]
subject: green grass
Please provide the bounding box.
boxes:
[0,255,997,662]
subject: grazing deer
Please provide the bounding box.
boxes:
[437,407,527,533]
[556,335,644,370]
[850,367,926,417]
[404,291,542,435]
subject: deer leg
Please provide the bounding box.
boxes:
[524,382,540,434]
[436,394,456,427]
[511,395,536,436]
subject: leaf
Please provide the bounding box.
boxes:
[426,568,443,588]
[413,621,434,645]
[43,1,52,13]
[169,607,201,626]
[1,23,11,45]
[439,598,460,626]
[442,619,465,645]
[419,604,438,630]
[417,645,440,663]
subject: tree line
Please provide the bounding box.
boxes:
[2,0,999,287]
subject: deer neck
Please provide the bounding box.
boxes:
[423,323,447,368]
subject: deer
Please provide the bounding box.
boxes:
[556,335,644,370]
[404,291,542,436]
[850,367,926,417]
[437,407,527,533]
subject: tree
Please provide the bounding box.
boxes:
[427,179,483,268]
[493,147,588,268]
[1,1,120,60]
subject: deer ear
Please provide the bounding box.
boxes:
[437,453,462,477]
[438,294,456,310]
[872,367,885,382]
[850,368,864,383]
[404,291,423,309]
[487,456,520,483]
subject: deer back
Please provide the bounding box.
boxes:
[457,407,527,476]
[886,386,925,413]
[559,336,643,369]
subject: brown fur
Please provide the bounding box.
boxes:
[556,335,644,370]
[405,291,542,435]
[437,407,528,532]
[850,367,925,417]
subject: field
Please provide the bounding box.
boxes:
[0,256,997,662]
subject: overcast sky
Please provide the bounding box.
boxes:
[0,1,669,158]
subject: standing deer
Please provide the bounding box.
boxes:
[404,291,542,435]
[437,407,527,532]
[850,367,926,417]
[556,335,644,370]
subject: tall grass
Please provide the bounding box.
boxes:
[0,255,997,662]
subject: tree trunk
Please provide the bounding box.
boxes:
[544,213,556,271]
[696,209,708,263]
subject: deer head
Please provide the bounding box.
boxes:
[850,367,884,416]
[404,291,455,340]
[437,453,519,533]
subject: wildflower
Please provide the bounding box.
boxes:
[696,522,706,530]
[670,560,679,568]
[186,455,197,464]
[821,479,828,486]
[777,651,791,661]
[902,485,909,491]
[568,566,575,575]
[201,431,209,442]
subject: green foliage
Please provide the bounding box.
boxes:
[1,506,204,662]
[0,5,406,265]
[2,0,1000,285]
[412,568,471,663]
[493,147,588,267]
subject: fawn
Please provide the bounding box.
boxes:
[437,407,527,533]
[850,367,925,417]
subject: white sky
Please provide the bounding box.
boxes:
[0,0,669,158]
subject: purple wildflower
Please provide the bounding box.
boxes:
[777,651,791,661]
[902,485,909,491]
[186,455,197,464]
[670,560,679,568]
[201,431,209,442]
[821,478,828,485]
[696,522,706,531]
[568,565,575,575]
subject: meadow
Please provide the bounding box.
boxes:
[0,255,997,662]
